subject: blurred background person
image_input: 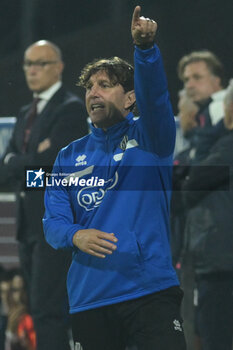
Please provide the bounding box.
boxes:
[178,50,226,128]
[172,51,227,349]
[0,268,12,350]
[181,78,233,350]
[177,50,226,162]
[0,40,88,350]
[5,271,36,350]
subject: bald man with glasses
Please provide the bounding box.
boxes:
[1,40,88,350]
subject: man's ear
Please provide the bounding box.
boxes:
[124,90,136,110]
[56,61,64,76]
[213,75,221,90]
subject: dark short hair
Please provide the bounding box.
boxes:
[77,57,134,92]
[178,50,226,87]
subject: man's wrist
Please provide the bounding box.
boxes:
[134,41,154,50]
[72,229,84,247]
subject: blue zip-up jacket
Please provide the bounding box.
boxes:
[43,45,179,314]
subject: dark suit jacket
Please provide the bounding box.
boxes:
[182,129,233,274]
[1,86,88,242]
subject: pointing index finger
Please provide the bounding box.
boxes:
[132,5,141,24]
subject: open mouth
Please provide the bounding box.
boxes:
[91,104,105,111]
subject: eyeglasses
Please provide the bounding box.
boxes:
[23,60,58,70]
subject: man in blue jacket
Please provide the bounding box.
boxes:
[43,6,186,350]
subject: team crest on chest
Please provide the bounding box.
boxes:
[119,135,128,151]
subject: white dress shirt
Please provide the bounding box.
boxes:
[34,81,62,114]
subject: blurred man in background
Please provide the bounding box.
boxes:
[0,40,88,350]
[178,50,226,129]
[182,79,233,350]
[173,51,227,349]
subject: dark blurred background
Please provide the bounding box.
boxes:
[0,0,233,116]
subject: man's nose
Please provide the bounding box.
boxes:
[185,79,195,89]
[88,84,100,96]
[26,65,39,75]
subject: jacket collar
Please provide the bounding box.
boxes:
[90,112,134,142]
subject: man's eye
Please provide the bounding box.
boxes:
[101,83,110,88]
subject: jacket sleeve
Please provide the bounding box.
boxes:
[134,44,175,157]
[43,153,84,250]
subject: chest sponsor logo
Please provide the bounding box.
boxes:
[77,172,118,211]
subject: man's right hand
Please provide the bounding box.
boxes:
[72,229,118,258]
[131,6,157,49]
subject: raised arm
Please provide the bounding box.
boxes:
[132,6,175,157]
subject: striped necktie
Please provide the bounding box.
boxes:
[22,98,40,152]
